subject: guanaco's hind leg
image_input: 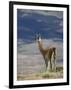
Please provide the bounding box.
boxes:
[53,49,56,71]
[50,59,52,71]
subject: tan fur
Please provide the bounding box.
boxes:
[37,40,56,71]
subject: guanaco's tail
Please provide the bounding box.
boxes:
[53,47,56,60]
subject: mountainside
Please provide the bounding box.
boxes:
[17,9,63,43]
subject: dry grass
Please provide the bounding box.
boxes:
[17,66,63,80]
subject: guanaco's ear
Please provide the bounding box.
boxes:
[35,33,41,41]
[35,33,38,41]
[38,33,42,39]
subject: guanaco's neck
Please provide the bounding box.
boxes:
[37,41,44,53]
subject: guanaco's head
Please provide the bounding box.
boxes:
[35,33,42,42]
